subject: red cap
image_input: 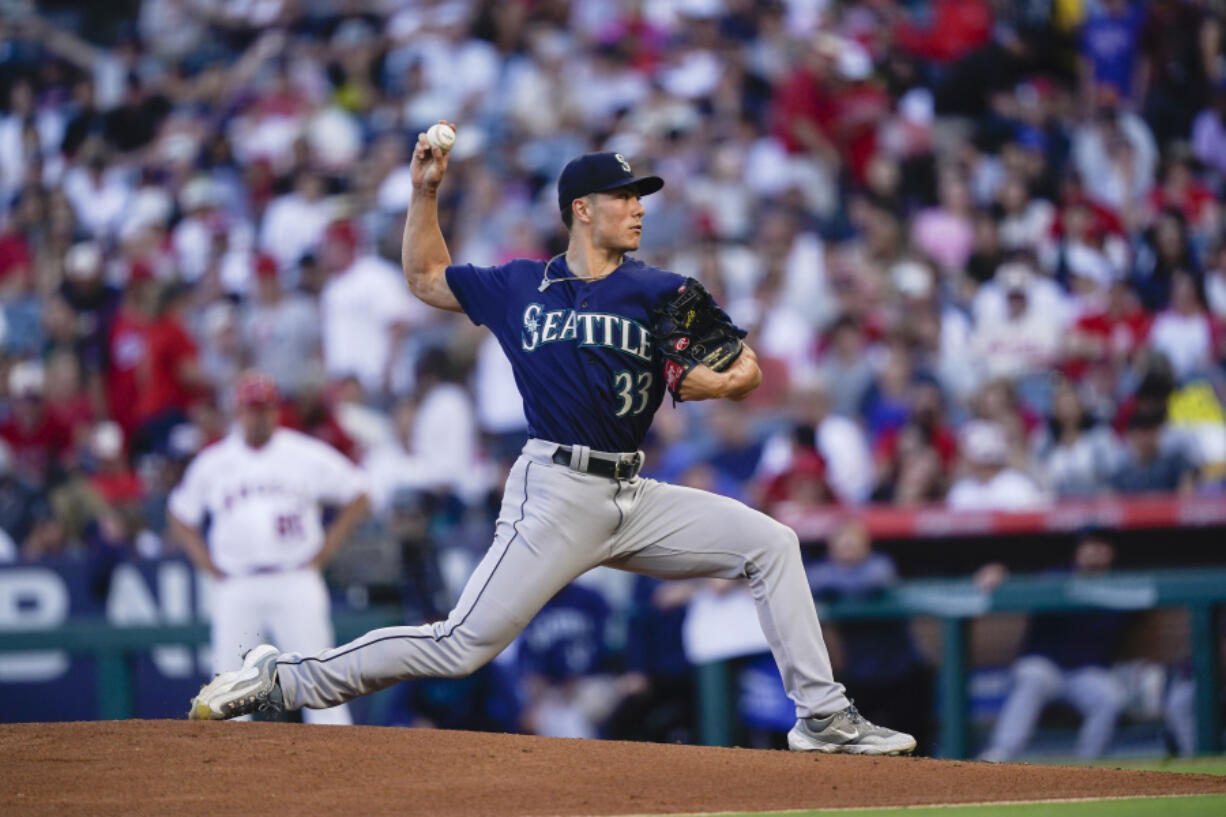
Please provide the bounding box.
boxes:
[234,370,279,407]
[254,253,279,278]
[128,259,155,283]
[324,219,359,248]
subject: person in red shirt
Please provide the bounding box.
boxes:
[42,349,97,457]
[762,447,835,515]
[1063,279,1153,380]
[828,46,891,186]
[772,35,889,185]
[105,261,158,436]
[87,420,144,507]
[131,282,211,456]
[1147,153,1216,236]
[277,375,357,462]
[772,38,839,163]
[0,361,73,487]
[0,228,32,283]
[893,0,993,64]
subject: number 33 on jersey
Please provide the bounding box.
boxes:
[446,256,697,452]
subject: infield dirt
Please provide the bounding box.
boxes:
[1,721,1224,816]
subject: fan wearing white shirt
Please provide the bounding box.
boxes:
[948,420,1047,511]
[318,220,421,394]
[169,371,369,724]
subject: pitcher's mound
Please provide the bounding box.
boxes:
[1,721,1223,816]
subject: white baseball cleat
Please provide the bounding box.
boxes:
[188,644,283,721]
[788,704,917,755]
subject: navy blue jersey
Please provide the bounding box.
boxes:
[446,256,688,452]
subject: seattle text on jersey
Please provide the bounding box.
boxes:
[520,303,653,361]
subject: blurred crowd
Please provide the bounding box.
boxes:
[0,0,1225,745]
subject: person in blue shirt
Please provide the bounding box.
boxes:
[188,124,915,755]
[1078,0,1146,105]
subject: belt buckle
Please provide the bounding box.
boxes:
[615,452,642,480]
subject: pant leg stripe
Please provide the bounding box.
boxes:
[277,460,534,666]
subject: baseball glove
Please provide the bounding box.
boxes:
[652,277,747,402]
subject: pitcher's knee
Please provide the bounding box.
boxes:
[442,651,490,678]
[760,521,801,562]
[440,636,501,678]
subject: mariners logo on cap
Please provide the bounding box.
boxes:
[615,153,631,173]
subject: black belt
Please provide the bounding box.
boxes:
[247,565,291,576]
[551,445,643,480]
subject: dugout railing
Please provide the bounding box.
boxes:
[0,610,400,721]
[695,567,1226,758]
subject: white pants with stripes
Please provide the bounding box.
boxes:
[275,439,849,720]
[212,568,352,725]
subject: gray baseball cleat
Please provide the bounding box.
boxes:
[188,644,284,720]
[788,704,917,755]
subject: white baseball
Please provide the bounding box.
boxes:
[426,123,456,152]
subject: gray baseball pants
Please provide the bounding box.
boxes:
[981,655,1127,760]
[275,439,849,719]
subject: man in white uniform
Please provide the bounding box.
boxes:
[170,370,370,724]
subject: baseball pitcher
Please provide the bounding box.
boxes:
[172,371,370,725]
[188,125,915,754]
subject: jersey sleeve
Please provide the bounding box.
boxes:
[167,453,209,527]
[306,438,369,505]
[444,262,511,327]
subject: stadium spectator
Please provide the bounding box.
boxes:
[815,314,875,419]
[969,261,1065,386]
[871,375,958,504]
[1077,0,1146,106]
[1030,377,1124,498]
[57,241,121,380]
[1147,271,1222,381]
[1063,278,1152,381]
[0,440,62,562]
[241,252,322,396]
[1191,80,1226,178]
[760,377,874,507]
[1138,0,1223,147]
[1132,208,1200,311]
[318,219,419,396]
[1070,88,1158,215]
[947,420,1046,511]
[130,282,208,457]
[1,360,71,486]
[1110,405,1197,495]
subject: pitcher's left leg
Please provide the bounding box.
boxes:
[605,478,847,718]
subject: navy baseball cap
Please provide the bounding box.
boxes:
[557,152,664,214]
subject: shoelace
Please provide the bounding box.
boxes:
[842,704,867,726]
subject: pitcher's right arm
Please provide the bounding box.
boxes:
[402,121,463,313]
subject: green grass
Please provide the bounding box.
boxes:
[617,757,1226,817]
[1057,756,1226,777]
[664,794,1226,817]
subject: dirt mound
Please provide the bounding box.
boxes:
[1,721,1223,816]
